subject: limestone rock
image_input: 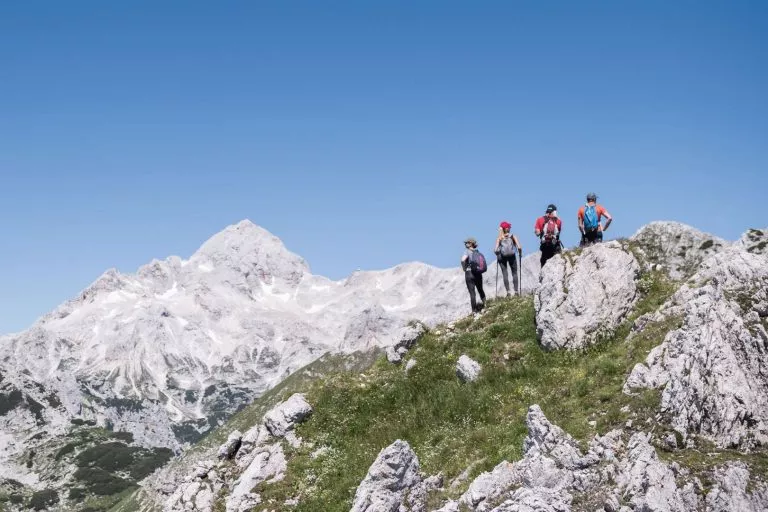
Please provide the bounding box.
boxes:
[226,444,286,512]
[489,487,571,512]
[736,227,768,255]
[432,500,460,512]
[625,246,768,448]
[613,433,692,511]
[535,242,640,350]
[350,439,422,512]
[263,393,313,438]
[706,462,768,512]
[629,221,727,279]
[456,355,482,383]
[217,430,243,460]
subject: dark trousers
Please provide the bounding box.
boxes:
[540,242,561,267]
[580,229,603,247]
[465,270,486,312]
[498,255,518,294]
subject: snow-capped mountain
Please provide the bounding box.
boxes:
[1,220,541,484]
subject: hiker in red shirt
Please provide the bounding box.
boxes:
[577,193,613,247]
[534,204,563,268]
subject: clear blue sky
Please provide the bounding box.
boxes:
[1,1,766,333]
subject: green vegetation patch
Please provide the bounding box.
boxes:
[29,489,59,511]
[0,390,23,415]
[75,441,173,480]
[73,467,136,496]
[256,271,680,510]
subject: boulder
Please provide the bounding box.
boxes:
[263,393,313,438]
[456,355,482,383]
[226,444,286,512]
[535,242,639,350]
[350,440,422,512]
[217,430,243,460]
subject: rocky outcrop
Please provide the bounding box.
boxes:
[263,393,312,438]
[626,244,768,448]
[159,394,313,512]
[706,462,768,512]
[448,405,768,512]
[456,355,482,383]
[386,322,427,364]
[737,227,768,255]
[629,221,727,279]
[535,242,640,350]
[458,405,615,511]
[350,440,423,512]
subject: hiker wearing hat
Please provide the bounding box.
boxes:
[461,237,487,315]
[495,221,522,297]
[534,204,563,268]
[578,193,612,247]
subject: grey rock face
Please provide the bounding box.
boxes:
[386,321,428,364]
[155,394,312,512]
[706,462,768,512]
[453,405,768,512]
[350,439,422,512]
[736,227,768,255]
[629,221,727,279]
[535,242,640,350]
[217,430,243,460]
[613,433,690,512]
[456,355,482,383]
[489,487,571,512]
[263,393,312,438]
[626,245,768,448]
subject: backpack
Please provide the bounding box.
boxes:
[499,235,517,257]
[469,250,488,273]
[540,217,560,246]
[583,204,599,232]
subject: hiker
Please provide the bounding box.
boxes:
[495,221,522,297]
[461,237,487,315]
[578,193,612,246]
[534,204,562,267]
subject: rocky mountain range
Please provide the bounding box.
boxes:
[1,220,766,512]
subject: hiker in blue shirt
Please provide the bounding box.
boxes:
[578,193,613,247]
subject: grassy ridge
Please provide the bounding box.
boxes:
[253,271,679,511]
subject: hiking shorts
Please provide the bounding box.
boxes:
[581,229,603,246]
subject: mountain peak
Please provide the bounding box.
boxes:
[191,220,310,281]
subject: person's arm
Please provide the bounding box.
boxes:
[601,207,613,231]
[577,208,585,234]
[534,218,543,237]
[513,234,522,251]
[495,235,502,254]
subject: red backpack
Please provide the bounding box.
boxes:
[541,217,560,246]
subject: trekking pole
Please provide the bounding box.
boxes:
[518,248,522,295]
[495,260,499,298]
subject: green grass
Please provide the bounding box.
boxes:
[253,271,681,511]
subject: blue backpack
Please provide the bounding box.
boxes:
[469,251,488,273]
[583,204,599,231]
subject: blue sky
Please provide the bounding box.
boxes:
[1,1,766,333]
